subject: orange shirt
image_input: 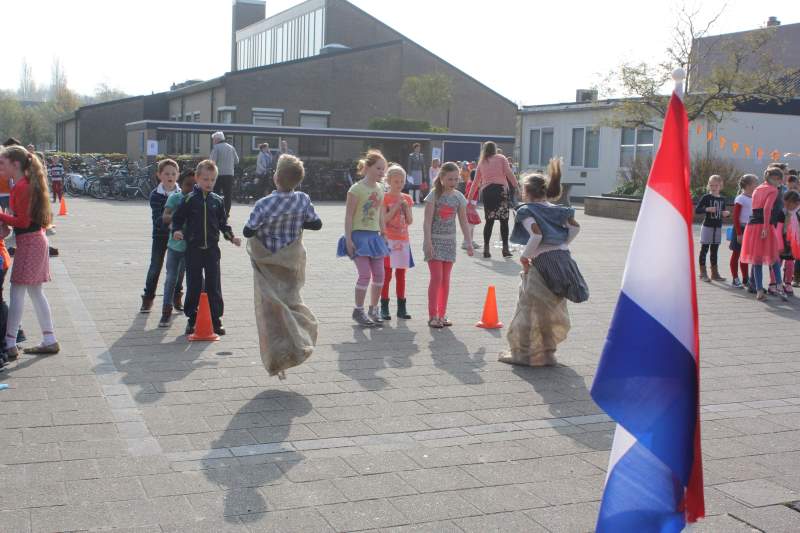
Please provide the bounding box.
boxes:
[383,192,413,241]
[0,234,10,271]
[0,176,11,196]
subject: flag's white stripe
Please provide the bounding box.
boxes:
[604,424,637,484]
[621,187,696,358]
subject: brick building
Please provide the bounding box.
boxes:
[58,0,516,163]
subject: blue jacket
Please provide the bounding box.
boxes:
[510,203,575,246]
[171,185,234,249]
[149,188,171,239]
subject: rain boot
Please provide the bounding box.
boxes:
[699,265,710,282]
[380,298,391,321]
[397,298,411,319]
[710,265,725,281]
[158,305,173,328]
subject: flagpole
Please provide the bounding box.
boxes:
[672,68,686,100]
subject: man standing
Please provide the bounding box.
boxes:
[256,143,273,197]
[210,131,239,217]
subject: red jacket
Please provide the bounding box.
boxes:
[0,176,34,230]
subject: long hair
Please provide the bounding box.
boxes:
[738,174,757,194]
[478,141,497,166]
[356,149,386,177]
[433,162,460,199]
[522,158,563,201]
[1,146,51,227]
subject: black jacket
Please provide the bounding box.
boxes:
[171,185,234,248]
[149,188,172,238]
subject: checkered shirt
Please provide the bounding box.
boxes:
[245,191,319,253]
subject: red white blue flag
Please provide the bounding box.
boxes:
[591,88,705,532]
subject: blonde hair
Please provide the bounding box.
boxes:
[522,158,563,201]
[738,174,758,193]
[195,159,218,177]
[706,174,723,191]
[357,149,386,176]
[431,158,441,168]
[0,146,51,227]
[275,154,305,189]
[384,164,406,185]
[433,162,460,198]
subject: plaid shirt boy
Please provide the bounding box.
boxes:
[245,191,320,253]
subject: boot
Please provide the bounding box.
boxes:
[699,265,710,282]
[173,291,184,312]
[397,298,411,320]
[140,295,154,313]
[710,265,725,281]
[380,298,391,321]
[158,305,173,328]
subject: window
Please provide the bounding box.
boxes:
[299,111,330,157]
[528,128,554,167]
[570,127,600,168]
[252,109,283,151]
[620,127,654,167]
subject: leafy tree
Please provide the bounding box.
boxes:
[399,73,453,126]
[601,5,800,131]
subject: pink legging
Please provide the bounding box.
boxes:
[354,256,385,308]
[427,260,453,318]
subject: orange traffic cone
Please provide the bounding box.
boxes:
[476,285,503,329]
[188,292,220,341]
[58,197,68,216]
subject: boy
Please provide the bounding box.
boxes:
[158,169,195,327]
[48,156,64,203]
[172,160,241,336]
[141,159,180,313]
[243,154,321,377]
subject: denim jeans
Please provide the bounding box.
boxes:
[752,261,782,291]
[161,248,185,311]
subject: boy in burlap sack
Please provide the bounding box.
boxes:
[243,155,322,378]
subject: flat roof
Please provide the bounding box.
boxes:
[126,120,514,144]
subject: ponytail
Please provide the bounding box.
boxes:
[0,146,51,227]
[545,158,562,199]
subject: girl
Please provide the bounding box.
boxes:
[741,167,784,301]
[730,174,757,289]
[461,162,481,251]
[423,162,473,328]
[469,141,518,258]
[502,159,586,367]
[429,158,441,185]
[338,150,390,327]
[0,146,58,359]
[695,175,730,282]
[380,165,414,321]
[777,190,800,295]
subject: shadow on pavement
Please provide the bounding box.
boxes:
[428,328,486,385]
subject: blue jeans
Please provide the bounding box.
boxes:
[161,248,185,311]
[752,261,782,291]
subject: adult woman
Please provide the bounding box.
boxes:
[469,141,518,258]
[0,146,58,359]
[406,143,426,204]
[501,159,587,366]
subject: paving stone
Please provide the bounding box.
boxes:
[391,492,481,522]
[522,475,605,506]
[275,456,357,482]
[332,472,417,501]
[344,451,420,475]
[66,477,147,503]
[139,471,220,497]
[398,466,482,493]
[455,511,549,532]
[730,505,800,533]
[0,510,30,533]
[459,484,549,513]
[382,520,463,533]
[242,508,335,532]
[259,479,348,509]
[30,503,111,533]
[716,478,800,507]
[318,499,409,531]
[524,501,601,533]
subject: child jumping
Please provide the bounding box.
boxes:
[158,169,195,328]
[730,174,757,290]
[741,167,784,301]
[337,150,390,327]
[244,154,322,378]
[381,165,414,321]
[141,159,180,313]
[423,162,473,328]
[695,175,730,282]
[172,160,241,336]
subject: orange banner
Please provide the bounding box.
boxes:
[731,142,739,154]
[706,131,714,141]
[770,150,781,161]
[695,124,703,135]
[757,148,764,160]
[744,145,752,157]
[719,136,727,149]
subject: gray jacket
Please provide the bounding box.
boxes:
[210,142,239,176]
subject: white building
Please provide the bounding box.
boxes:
[516,95,800,198]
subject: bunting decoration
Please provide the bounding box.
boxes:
[691,122,794,164]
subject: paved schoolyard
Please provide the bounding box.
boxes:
[1,197,800,533]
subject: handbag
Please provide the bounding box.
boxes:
[726,226,734,241]
[466,202,481,225]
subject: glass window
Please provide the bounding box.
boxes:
[252,110,282,151]
[528,129,541,166]
[571,128,585,167]
[299,113,330,157]
[585,128,600,168]
[541,129,554,164]
[621,127,636,145]
[636,128,654,145]
[276,27,283,63]
[620,127,654,167]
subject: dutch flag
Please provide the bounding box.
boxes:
[591,72,705,532]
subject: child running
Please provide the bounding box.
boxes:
[158,169,195,327]
[381,165,414,321]
[244,154,322,378]
[695,175,730,282]
[730,174,757,290]
[423,162,473,328]
[338,150,390,327]
[172,160,241,336]
[741,167,784,301]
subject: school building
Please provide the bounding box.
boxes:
[56,0,516,164]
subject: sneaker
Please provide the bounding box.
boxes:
[140,295,154,313]
[731,278,743,289]
[784,284,794,296]
[367,306,384,324]
[472,241,482,250]
[767,284,778,296]
[461,241,470,250]
[185,320,196,336]
[213,320,226,336]
[48,247,59,257]
[352,308,375,327]
[756,289,767,301]
[158,307,172,328]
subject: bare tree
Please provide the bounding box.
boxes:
[50,57,68,100]
[18,59,37,100]
[602,5,799,131]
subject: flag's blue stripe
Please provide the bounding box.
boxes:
[596,439,686,533]
[591,291,697,485]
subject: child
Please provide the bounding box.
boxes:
[244,154,322,378]
[0,218,10,368]
[158,169,195,328]
[140,159,179,313]
[503,158,586,366]
[423,162,473,328]
[695,175,730,281]
[47,156,64,204]
[381,165,414,321]
[337,150,390,327]
[429,158,441,185]
[741,167,784,301]
[730,174,757,289]
[777,190,800,296]
[172,160,241,335]
[461,162,481,251]
[0,146,58,358]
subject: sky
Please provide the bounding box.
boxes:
[3,0,798,105]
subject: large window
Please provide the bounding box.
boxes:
[299,111,330,157]
[570,127,600,168]
[252,109,283,151]
[237,7,326,69]
[620,127,654,167]
[528,128,554,167]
